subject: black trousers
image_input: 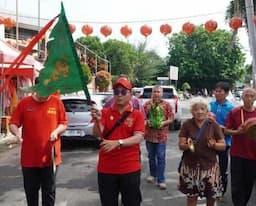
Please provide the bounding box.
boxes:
[98,170,142,206]
[231,156,256,206]
[217,146,230,195]
[22,166,57,206]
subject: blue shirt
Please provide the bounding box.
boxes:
[210,99,234,146]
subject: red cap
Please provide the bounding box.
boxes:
[113,77,132,90]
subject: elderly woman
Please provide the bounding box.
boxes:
[178,97,226,206]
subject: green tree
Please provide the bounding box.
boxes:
[167,26,245,92]
[76,37,166,86]
[80,63,92,83]
[103,39,137,81]
[76,36,105,56]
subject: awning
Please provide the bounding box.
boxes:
[0,68,34,80]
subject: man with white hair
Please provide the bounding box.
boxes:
[225,88,256,206]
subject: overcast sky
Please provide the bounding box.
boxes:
[0,0,251,62]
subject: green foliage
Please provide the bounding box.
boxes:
[103,39,137,78]
[167,26,245,91]
[181,82,191,91]
[132,43,166,86]
[95,70,112,91]
[80,63,92,84]
[76,36,105,57]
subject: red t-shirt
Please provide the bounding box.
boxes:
[225,107,256,160]
[98,103,145,174]
[10,95,67,167]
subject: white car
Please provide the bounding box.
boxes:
[60,95,100,144]
[140,86,182,130]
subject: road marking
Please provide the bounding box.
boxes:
[56,201,67,206]
[162,194,186,200]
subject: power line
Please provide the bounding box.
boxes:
[0,10,226,24]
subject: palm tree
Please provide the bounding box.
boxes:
[226,0,256,87]
[225,0,256,29]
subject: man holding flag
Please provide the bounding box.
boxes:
[8,2,90,205]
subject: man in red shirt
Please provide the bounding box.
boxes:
[91,77,145,206]
[9,91,67,206]
[225,88,256,206]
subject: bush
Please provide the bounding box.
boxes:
[95,70,112,91]
[81,63,92,84]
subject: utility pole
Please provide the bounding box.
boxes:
[245,0,256,87]
[37,0,40,58]
[15,0,19,49]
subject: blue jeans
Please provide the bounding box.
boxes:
[146,141,166,183]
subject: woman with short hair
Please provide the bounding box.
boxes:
[178,97,226,206]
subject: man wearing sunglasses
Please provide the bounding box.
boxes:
[91,77,145,206]
[104,75,146,119]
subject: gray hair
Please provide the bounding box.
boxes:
[190,96,209,112]
[242,88,256,98]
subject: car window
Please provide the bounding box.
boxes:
[141,88,174,98]
[62,100,90,112]
[162,88,174,98]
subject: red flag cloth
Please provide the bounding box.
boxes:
[0,14,60,93]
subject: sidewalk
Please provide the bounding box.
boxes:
[0,133,19,154]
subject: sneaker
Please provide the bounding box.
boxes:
[158,183,167,190]
[146,176,155,183]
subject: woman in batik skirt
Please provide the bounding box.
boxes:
[178,97,226,206]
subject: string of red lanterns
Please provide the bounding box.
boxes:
[160,24,172,36]
[0,14,250,42]
[204,20,218,32]
[140,24,152,37]
[120,25,132,38]
[69,24,76,34]
[100,25,112,37]
[0,16,16,29]
[82,24,93,36]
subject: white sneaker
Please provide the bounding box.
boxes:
[146,176,155,183]
[158,183,167,190]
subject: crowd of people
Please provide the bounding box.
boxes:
[8,77,256,206]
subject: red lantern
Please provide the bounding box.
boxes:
[82,24,93,36]
[182,22,195,35]
[160,24,172,36]
[4,17,15,29]
[140,24,152,37]
[120,25,132,38]
[0,16,4,25]
[229,17,242,30]
[204,20,218,32]
[100,25,112,37]
[69,24,76,33]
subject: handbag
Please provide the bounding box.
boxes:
[104,111,131,139]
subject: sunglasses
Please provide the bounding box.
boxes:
[113,89,129,96]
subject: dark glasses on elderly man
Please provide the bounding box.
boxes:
[113,88,129,96]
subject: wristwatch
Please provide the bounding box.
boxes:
[118,139,124,147]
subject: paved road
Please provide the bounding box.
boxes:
[0,98,255,205]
